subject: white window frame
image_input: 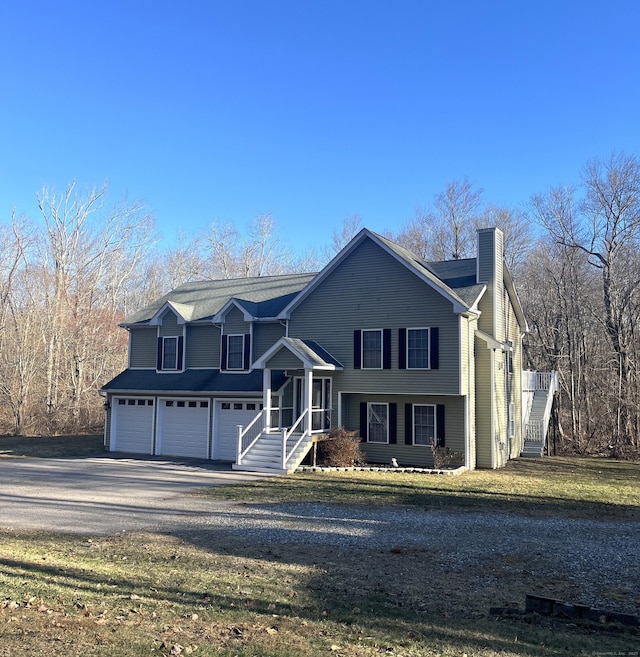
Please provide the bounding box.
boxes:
[413,404,436,446]
[368,402,389,444]
[362,329,383,370]
[161,336,179,371]
[226,334,245,371]
[407,327,430,370]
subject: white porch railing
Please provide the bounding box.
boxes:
[281,409,310,470]
[522,371,559,452]
[236,409,266,466]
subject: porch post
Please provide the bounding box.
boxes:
[305,368,313,433]
[263,368,272,432]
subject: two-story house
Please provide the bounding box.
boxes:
[101,226,555,471]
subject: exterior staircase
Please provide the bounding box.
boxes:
[232,408,315,473]
[521,371,559,458]
[233,431,314,474]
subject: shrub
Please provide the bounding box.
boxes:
[319,427,365,467]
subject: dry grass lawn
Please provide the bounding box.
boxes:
[0,436,638,656]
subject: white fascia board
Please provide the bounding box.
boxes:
[148,301,191,325]
[476,330,504,351]
[503,263,528,332]
[212,298,255,323]
[253,337,339,370]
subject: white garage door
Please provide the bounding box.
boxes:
[157,399,210,459]
[112,398,155,454]
[214,400,261,461]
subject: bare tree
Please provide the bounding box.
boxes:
[203,215,295,279]
[35,181,155,431]
[531,152,640,454]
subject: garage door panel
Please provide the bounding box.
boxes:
[158,400,210,459]
[112,398,154,454]
[215,400,260,461]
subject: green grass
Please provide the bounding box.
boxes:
[0,433,105,458]
[0,440,638,656]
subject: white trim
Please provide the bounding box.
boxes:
[367,402,390,444]
[148,301,192,325]
[405,327,431,370]
[225,333,246,371]
[412,403,436,447]
[160,336,179,371]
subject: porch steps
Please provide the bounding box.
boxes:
[233,432,314,474]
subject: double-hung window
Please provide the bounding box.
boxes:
[407,328,430,369]
[413,404,435,446]
[362,329,382,369]
[368,403,388,443]
[161,336,178,370]
[226,334,245,370]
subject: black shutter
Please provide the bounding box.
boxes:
[404,403,413,445]
[221,335,228,370]
[359,402,368,441]
[177,336,184,370]
[389,403,397,444]
[383,329,391,369]
[398,328,407,369]
[354,330,362,369]
[243,334,251,370]
[157,337,163,370]
[436,404,445,447]
[430,327,439,370]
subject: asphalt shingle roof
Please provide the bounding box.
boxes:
[123,273,317,326]
[102,368,287,394]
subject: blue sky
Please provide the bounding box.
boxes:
[1,0,638,253]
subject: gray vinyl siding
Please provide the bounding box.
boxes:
[288,238,461,396]
[159,310,180,337]
[186,325,219,368]
[340,393,465,468]
[223,306,249,335]
[254,322,286,359]
[129,328,157,368]
[266,349,305,370]
[477,228,503,338]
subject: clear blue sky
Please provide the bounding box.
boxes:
[1,0,638,253]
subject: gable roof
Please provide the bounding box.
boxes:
[253,337,344,370]
[122,273,317,327]
[279,229,479,319]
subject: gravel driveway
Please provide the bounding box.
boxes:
[1,456,638,617]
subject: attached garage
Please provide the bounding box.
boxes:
[157,398,211,459]
[111,397,155,454]
[214,400,261,461]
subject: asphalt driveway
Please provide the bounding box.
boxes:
[0,455,271,535]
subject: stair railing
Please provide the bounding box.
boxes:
[281,409,310,470]
[236,409,265,466]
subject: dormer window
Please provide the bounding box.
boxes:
[157,336,183,371]
[221,333,251,371]
[227,335,245,370]
[162,337,178,370]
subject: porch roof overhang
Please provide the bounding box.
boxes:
[253,337,344,371]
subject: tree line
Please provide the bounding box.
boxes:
[2,152,639,458]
